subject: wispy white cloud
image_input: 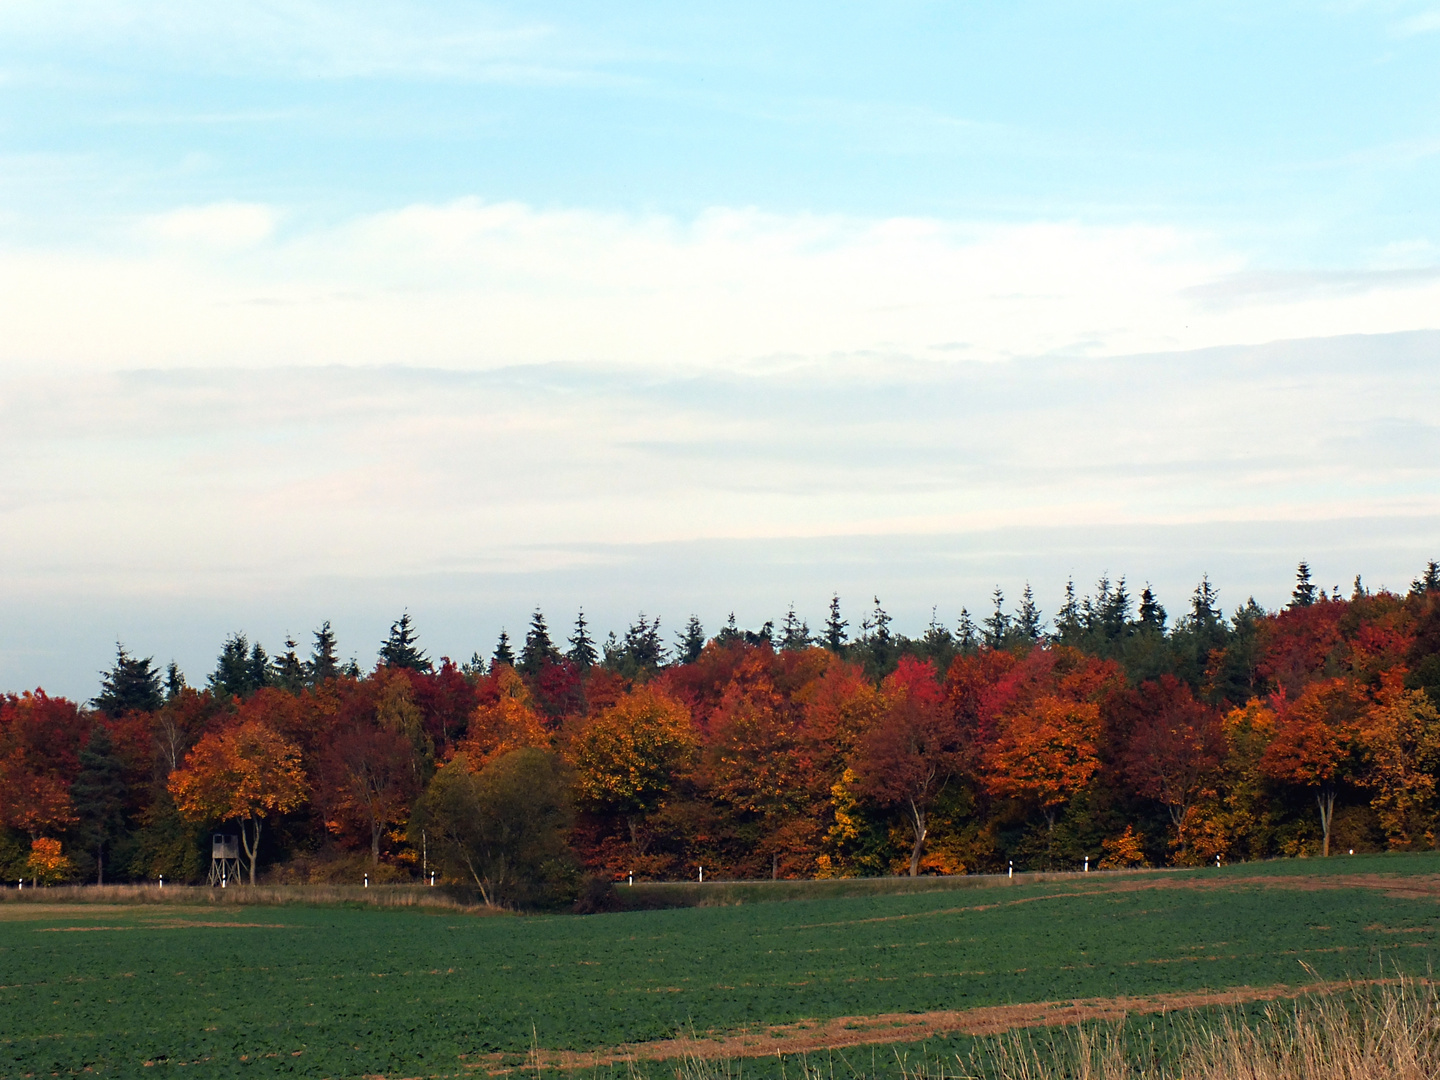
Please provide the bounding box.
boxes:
[1394,8,1440,34]
[3,197,1439,375]
[0,1,605,84]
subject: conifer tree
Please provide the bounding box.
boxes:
[209,634,257,699]
[956,608,978,651]
[1138,584,1167,631]
[1015,583,1043,641]
[567,611,598,669]
[1291,561,1317,607]
[94,644,163,716]
[1190,575,1221,627]
[379,613,431,672]
[71,727,128,884]
[823,594,848,652]
[983,587,1010,648]
[675,615,706,664]
[519,610,561,676]
[1411,560,1440,596]
[492,630,515,668]
[1054,579,1081,640]
[164,661,186,702]
[272,637,307,691]
[779,605,811,651]
[308,621,340,683]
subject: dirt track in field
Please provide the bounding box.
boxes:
[475,980,1378,1071]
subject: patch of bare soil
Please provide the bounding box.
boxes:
[473,981,1380,1071]
[32,920,293,931]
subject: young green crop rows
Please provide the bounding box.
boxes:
[3,854,1439,1078]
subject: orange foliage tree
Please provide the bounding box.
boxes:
[457,666,549,769]
[984,694,1101,833]
[169,721,307,884]
[1260,678,1364,856]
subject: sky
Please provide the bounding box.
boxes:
[2,1,1439,698]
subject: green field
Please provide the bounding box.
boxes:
[4,855,1440,1078]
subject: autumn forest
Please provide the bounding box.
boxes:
[6,562,1440,905]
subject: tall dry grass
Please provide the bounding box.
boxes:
[672,975,1440,1080]
[957,974,1440,1080]
[0,881,490,912]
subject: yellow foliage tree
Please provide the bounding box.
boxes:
[25,836,71,885]
[570,687,696,855]
[169,721,308,884]
[1359,680,1440,849]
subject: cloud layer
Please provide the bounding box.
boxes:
[4,199,1440,374]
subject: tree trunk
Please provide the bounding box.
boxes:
[1318,786,1336,858]
[239,816,263,885]
[96,849,103,886]
[907,799,927,877]
[371,819,383,865]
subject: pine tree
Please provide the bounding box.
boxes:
[779,605,811,651]
[272,638,307,692]
[379,613,431,672]
[94,644,163,717]
[519,609,561,676]
[1352,574,1367,601]
[71,727,128,884]
[675,615,706,664]
[462,651,488,677]
[716,612,742,646]
[1190,575,1221,627]
[956,608,978,651]
[1102,577,1131,640]
[1411,560,1440,596]
[164,661,186,702]
[823,594,848,652]
[1055,579,1081,640]
[1291,562,1317,608]
[209,634,258,700]
[567,611,598,669]
[983,587,1010,648]
[623,613,666,670]
[492,630,515,668]
[1138,585,1167,631]
[247,642,271,690]
[308,621,340,683]
[1015,583,1043,641]
[863,597,893,644]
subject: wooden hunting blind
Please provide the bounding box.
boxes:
[209,833,241,886]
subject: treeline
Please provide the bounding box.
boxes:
[4,562,1440,905]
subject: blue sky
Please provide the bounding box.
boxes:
[1,2,1439,696]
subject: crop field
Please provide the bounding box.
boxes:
[4,854,1440,1078]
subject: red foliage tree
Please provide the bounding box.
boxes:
[317,723,420,863]
[1119,676,1225,842]
[853,657,963,876]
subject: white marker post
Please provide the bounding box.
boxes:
[698,866,704,883]
[364,873,369,888]
[430,871,435,887]
[159,875,164,889]
[628,872,633,886]
[1008,860,1013,879]
[1083,856,1089,873]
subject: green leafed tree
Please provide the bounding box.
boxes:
[409,748,574,908]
